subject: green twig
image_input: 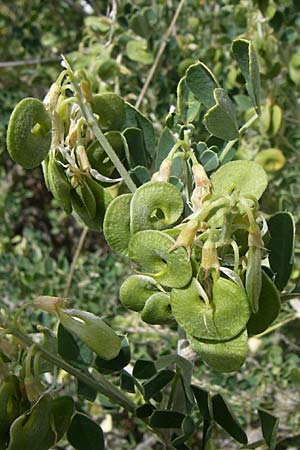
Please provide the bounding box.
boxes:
[64,226,88,298]
[0,313,136,413]
[219,113,258,163]
[135,0,185,109]
[255,314,298,338]
[62,56,137,193]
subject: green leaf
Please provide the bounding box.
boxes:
[38,329,57,373]
[123,103,155,166]
[232,39,261,114]
[77,375,97,402]
[120,371,135,393]
[92,93,126,131]
[200,149,219,171]
[172,416,195,447]
[126,39,154,64]
[289,53,300,85]
[191,385,211,420]
[155,354,194,407]
[136,403,156,418]
[177,76,201,123]
[258,409,279,450]
[267,212,295,290]
[247,270,281,335]
[51,396,74,441]
[149,410,185,429]
[95,336,131,374]
[130,11,151,38]
[123,127,147,168]
[186,62,219,108]
[211,160,268,200]
[155,127,175,170]
[204,88,239,141]
[143,369,175,401]
[130,165,151,186]
[57,323,93,370]
[97,58,119,81]
[155,127,182,177]
[212,394,248,444]
[67,413,104,450]
[133,359,157,379]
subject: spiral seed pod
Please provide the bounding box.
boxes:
[7,98,52,169]
[188,329,248,373]
[128,230,192,288]
[0,375,21,450]
[7,396,55,450]
[48,157,72,214]
[130,181,184,233]
[141,292,173,325]
[211,160,268,200]
[103,194,133,254]
[119,274,161,312]
[56,308,121,360]
[171,277,250,341]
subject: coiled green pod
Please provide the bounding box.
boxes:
[188,329,248,373]
[0,375,21,450]
[7,98,52,169]
[119,274,161,312]
[7,396,55,450]
[48,157,72,214]
[141,292,173,325]
[128,230,192,288]
[211,160,268,200]
[171,277,250,341]
[130,181,184,233]
[103,194,132,254]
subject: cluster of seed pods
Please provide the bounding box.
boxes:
[6,69,281,373]
[104,159,280,373]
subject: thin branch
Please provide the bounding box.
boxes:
[64,226,88,297]
[219,113,258,163]
[0,313,136,413]
[135,0,185,109]
[63,57,137,193]
[255,314,298,338]
[0,57,60,69]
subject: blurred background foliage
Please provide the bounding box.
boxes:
[1,0,300,448]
